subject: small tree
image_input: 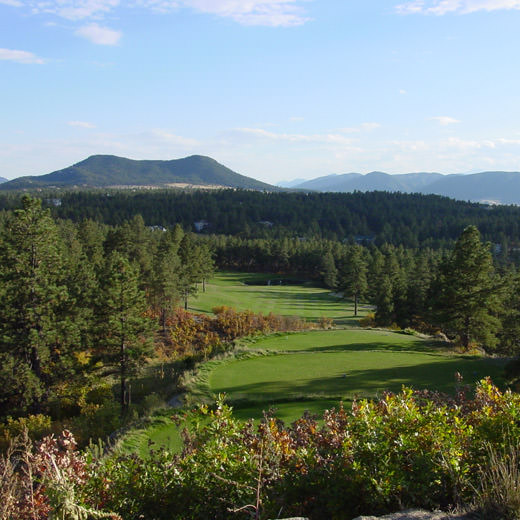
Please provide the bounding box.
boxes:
[338,246,368,316]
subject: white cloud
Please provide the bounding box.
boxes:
[147,129,200,147]
[430,116,460,125]
[237,127,355,145]
[68,121,96,128]
[4,0,310,26]
[338,122,381,133]
[0,48,45,64]
[399,89,407,95]
[135,0,310,26]
[30,0,120,21]
[289,116,304,122]
[75,23,122,45]
[396,0,520,15]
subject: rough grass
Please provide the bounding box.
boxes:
[189,272,369,326]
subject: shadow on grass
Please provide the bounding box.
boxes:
[275,340,448,354]
[214,357,506,399]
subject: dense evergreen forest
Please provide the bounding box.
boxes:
[3,194,520,519]
[1,189,520,248]
[1,195,520,432]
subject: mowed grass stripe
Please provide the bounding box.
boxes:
[252,329,437,353]
[189,272,367,325]
[209,351,505,400]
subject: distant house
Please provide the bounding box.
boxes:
[194,220,209,232]
[148,225,167,232]
[258,220,274,227]
[354,235,376,244]
[45,198,62,207]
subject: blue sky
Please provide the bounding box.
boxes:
[1,0,520,184]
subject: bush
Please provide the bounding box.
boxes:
[0,414,53,451]
[8,380,520,519]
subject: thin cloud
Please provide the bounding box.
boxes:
[0,48,45,64]
[68,121,96,128]
[338,122,381,133]
[3,0,310,26]
[75,23,122,45]
[29,0,120,21]
[396,0,520,15]
[136,0,311,27]
[431,116,460,125]
[237,127,355,145]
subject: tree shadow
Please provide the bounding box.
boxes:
[214,357,506,400]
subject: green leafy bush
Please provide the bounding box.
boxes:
[9,379,520,519]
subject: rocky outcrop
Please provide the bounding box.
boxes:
[353,509,477,520]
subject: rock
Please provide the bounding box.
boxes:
[352,509,476,520]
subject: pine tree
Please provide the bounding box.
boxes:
[95,252,153,414]
[433,226,502,350]
[150,231,182,332]
[338,246,367,316]
[320,251,338,289]
[0,196,75,415]
[375,274,394,326]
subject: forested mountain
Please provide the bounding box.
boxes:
[287,171,520,204]
[0,176,6,183]
[1,189,516,249]
[0,155,275,191]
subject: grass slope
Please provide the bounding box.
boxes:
[190,272,367,326]
[119,274,505,456]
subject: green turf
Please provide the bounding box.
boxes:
[117,412,184,457]
[210,350,504,401]
[189,272,368,326]
[251,328,439,353]
[119,275,506,457]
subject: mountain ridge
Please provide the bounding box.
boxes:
[0,155,276,191]
[285,170,520,204]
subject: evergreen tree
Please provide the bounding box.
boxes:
[433,226,502,349]
[375,274,394,325]
[338,246,368,316]
[150,231,182,331]
[95,252,153,414]
[0,196,75,415]
[320,251,338,289]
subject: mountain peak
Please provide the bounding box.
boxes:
[0,155,275,191]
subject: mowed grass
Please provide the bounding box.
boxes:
[119,275,506,456]
[189,272,368,326]
[210,350,504,401]
[253,328,438,353]
[207,328,505,418]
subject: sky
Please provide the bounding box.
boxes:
[1,0,520,184]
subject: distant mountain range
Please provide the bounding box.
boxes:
[0,155,275,191]
[0,176,7,184]
[279,171,520,204]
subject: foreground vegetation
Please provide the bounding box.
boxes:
[4,380,520,520]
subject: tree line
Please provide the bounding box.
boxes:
[205,229,519,355]
[0,196,214,424]
[2,189,520,250]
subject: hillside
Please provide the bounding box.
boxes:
[0,177,6,184]
[0,155,275,191]
[288,170,520,204]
